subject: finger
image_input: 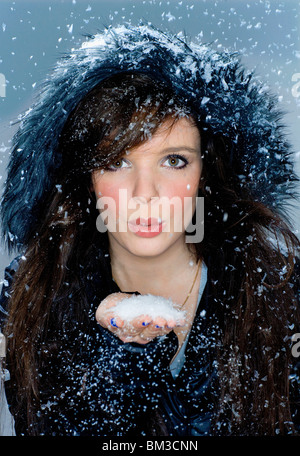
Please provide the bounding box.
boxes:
[135,334,153,344]
[113,318,144,338]
[117,332,148,343]
[165,318,177,329]
[176,318,186,327]
[98,312,124,329]
[117,334,134,343]
[95,292,133,322]
[152,316,168,329]
[130,314,153,329]
[120,333,152,345]
[141,324,171,340]
[108,315,125,329]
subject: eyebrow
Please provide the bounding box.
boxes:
[160,146,200,154]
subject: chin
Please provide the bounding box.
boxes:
[113,231,184,258]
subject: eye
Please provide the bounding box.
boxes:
[107,158,130,171]
[163,154,188,169]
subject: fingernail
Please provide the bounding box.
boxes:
[155,325,162,329]
[110,318,118,328]
[142,321,150,326]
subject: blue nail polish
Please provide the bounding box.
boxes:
[142,321,150,326]
[110,318,118,328]
[155,325,162,329]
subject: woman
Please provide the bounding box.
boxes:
[0,24,299,436]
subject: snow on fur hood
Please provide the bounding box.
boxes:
[1,23,298,251]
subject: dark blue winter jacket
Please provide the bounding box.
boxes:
[1,247,299,436]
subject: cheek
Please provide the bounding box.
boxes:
[163,174,200,202]
[94,180,121,210]
[164,173,200,226]
[93,181,121,233]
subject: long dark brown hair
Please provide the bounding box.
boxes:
[3,73,300,435]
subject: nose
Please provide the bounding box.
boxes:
[131,169,160,203]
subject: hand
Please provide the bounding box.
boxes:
[95,292,185,345]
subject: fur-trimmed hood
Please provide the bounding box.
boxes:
[1,23,298,251]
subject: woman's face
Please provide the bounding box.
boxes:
[91,116,202,259]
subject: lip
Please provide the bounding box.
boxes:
[128,217,164,237]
